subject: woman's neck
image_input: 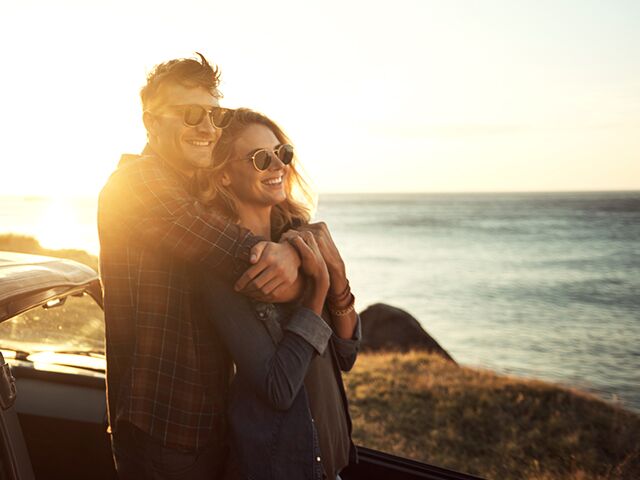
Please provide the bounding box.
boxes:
[236,204,272,240]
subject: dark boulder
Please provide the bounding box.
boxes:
[359,303,456,363]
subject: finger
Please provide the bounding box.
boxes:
[296,225,314,234]
[290,235,315,263]
[258,276,285,296]
[280,230,301,242]
[299,230,315,242]
[301,230,321,252]
[250,241,268,264]
[267,282,288,300]
[244,265,278,292]
[234,262,268,291]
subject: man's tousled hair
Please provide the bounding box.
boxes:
[141,52,221,110]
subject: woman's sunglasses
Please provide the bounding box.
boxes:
[245,144,294,171]
[150,104,234,129]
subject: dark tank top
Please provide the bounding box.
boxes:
[304,337,350,479]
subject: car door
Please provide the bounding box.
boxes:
[0,351,34,480]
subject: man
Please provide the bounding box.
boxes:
[98,53,302,479]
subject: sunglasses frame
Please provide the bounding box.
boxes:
[147,104,234,129]
[245,144,295,171]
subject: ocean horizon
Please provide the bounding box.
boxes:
[1,191,639,413]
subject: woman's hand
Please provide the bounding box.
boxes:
[283,222,347,297]
[285,224,357,340]
[287,231,329,315]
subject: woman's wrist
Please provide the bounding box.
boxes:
[302,276,329,316]
[328,270,348,295]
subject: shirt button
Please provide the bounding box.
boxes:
[316,456,321,462]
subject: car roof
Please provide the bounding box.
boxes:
[0,251,101,321]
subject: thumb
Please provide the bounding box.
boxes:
[250,241,268,264]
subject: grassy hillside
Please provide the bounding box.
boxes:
[346,351,640,480]
[0,234,99,271]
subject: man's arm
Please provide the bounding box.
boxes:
[99,155,302,293]
[100,156,258,276]
[235,241,305,303]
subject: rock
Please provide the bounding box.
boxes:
[359,303,456,363]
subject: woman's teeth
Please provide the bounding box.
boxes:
[263,177,283,185]
[188,140,211,147]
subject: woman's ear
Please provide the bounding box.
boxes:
[221,172,232,187]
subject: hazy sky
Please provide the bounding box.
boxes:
[2,0,639,195]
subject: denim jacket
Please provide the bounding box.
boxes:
[200,274,360,480]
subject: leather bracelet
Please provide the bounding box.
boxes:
[328,294,355,316]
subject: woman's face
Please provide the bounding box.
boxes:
[221,123,289,209]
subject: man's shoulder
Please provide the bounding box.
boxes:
[102,153,176,191]
[115,152,165,177]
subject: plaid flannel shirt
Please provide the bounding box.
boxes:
[98,146,262,449]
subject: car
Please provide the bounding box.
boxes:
[0,251,483,480]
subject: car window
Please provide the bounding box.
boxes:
[0,293,104,355]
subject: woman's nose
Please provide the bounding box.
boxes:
[269,151,286,169]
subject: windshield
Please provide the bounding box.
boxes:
[0,292,104,356]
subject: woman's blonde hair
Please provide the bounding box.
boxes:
[196,108,314,237]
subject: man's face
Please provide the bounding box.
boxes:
[147,84,220,174]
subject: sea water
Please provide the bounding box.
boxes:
[1,191,639,412]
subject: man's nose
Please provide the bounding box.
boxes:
[196,115,217,137]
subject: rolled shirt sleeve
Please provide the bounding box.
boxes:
[330,314,362,372]
[285,307,333,355]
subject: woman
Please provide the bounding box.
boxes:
[197,108,360,480]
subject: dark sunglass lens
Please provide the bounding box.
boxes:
[253,150,271,171]
[184,106,206,126]
[211,108,233,128]
[278,144,294,165]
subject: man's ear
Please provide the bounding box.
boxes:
[143,111,158,137]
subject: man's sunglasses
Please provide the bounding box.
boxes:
[150,104,234,129]
[244,144,295,171]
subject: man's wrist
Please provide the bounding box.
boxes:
[280,240,302,268]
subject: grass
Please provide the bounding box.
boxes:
[345,351,640,480]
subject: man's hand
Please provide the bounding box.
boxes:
[234,241,302,302]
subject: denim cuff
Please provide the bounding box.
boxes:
[285,307,333,355]
[331,314,362,356]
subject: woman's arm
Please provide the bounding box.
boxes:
[283,222,361,371]
[202,274,331,411]
[201,232,332,411]
[283,222,358,339]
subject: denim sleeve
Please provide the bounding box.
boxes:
[200,273,328,411]
[331,314,362,372]
[285,307,333,355]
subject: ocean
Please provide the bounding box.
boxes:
[1,192,639,412]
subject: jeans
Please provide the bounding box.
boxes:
[111,421,227,480]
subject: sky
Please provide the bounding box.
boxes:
[1,0,639,196]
